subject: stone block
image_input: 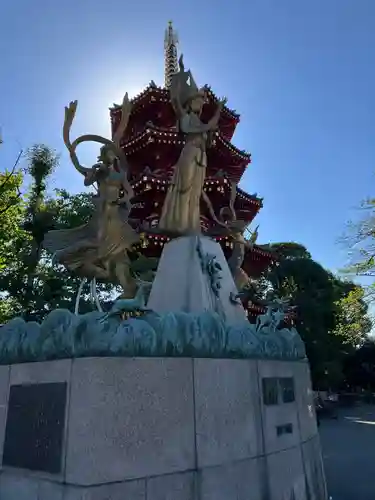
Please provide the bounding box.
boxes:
[147,471,196,500]
[294,361,318,441]
[0,365,10,468]
[258,360,301,454]
[301,436,328,500]
[199,457,264,500]
[148,236,247,324]
[0,473,39,500]
[194,359,262,468]
[9,359,72,385]
[38,480,64,500]
[267,447,307,500]
[64,479,145,500]
[66,357,195,485]
[262,404,300,454]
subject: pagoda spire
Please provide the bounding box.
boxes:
[164,21,179,89]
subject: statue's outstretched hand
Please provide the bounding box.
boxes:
[64,100,78,123]
[121,93,131,112]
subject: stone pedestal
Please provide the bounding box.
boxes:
[0,357,327,500]
[148,235,247,324]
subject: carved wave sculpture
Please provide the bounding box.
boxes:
[0,309,305,365]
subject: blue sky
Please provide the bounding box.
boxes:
[1,0,374,276]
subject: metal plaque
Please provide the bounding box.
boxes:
[3,382,67,474]
[262,377,279,406]
[279,377,295,403]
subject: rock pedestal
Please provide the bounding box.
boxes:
[0,357,326,500]
[148,235,247,324]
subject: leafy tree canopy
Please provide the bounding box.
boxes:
[266,242,372,388]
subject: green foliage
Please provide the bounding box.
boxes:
[23,145,59,268]
[266,242,372,389]
[0,169,24,271]
[267,242,312,261]
[333,285,372,347]
[342,197,375,278]
[344,339,375,390]
[0,150,23,216]
[0,146,115,323]
[0,152,26,322]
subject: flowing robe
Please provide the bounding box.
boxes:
[43,166,139,280]
[158,112,208,234]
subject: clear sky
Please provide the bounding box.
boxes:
[1,0,374,276]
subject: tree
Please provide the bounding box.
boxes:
[0,166,25,322]
[0,149,23,216]
[341,198,375,304]
[266,242,372,389]
[0,169,24,269]
[0,185,116,323]
[343,339,375,390]
[332,284,372,348]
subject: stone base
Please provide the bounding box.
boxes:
[148,235,248,324]
[0,357,327,499]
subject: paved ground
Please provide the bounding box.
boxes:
[319,405,375,500]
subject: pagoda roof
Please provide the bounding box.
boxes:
[204,86,239,121]
[133,230,274,262]
[121,125,184,154]
[110,83,240,141]
[213,132,251,163]
[110,83,240,122]
[129,174,261,228]
[235,186,262,208]
[122,125,250,183]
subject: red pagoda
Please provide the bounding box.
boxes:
[110,22,283,323]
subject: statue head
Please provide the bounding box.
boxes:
[98,145,116,166]
[171,55,207,114]
[186,90,206,114]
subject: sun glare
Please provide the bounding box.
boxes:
[70,58,163,138]
[58,57,164,182]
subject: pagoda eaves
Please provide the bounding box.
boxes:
[110,84,239,142]
[121,125,250,184]
[129,172,262,228]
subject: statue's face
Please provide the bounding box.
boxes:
[106,150,116,164]
[190,95,205,113]
[98,148,116,165]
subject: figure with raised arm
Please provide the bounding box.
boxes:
[158,55,226,234]
[43,94,140,298]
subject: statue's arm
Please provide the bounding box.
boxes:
[206,98,227,130]
[179,114,212,134]
[84,172,95,187]
[112,93,132,147]
[83,163,103,186]
[64,101,92,176]
[69,150,90,176]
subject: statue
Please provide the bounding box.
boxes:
[255,294,295,333]
[158,55,227,234]
[43,94,141,299]
[205,179,260,291]
[217,182,259,289]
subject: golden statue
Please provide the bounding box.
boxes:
[43,94,140,298]
[217,181,260,290]
[158,55,227,234]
